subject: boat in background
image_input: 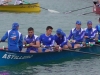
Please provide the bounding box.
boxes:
[0,45,100,66]
[93,1,100,14]
[0,3,41,13]
[93,5,100,14]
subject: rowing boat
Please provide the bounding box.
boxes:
[0,3,41,13]
[0,45,100,66]
[93,4,100,14]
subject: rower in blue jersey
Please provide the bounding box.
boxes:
[24,27,40,53]
[68,21,84,48]
[95,17,100,40]
[0,23,23,52]
[54,29,72,50]
[39,26,54,52]
[84,21,97,44]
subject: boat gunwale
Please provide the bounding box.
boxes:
[0,44,100,54]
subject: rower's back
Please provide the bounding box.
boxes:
[0,23,23,52]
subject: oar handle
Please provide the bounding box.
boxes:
[23,44,29,47]
[0,44,30,50]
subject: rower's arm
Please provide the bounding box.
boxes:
[68,30,73,40]
[19,34,23,51]
[32,37,40,48]
[23,37,27,44]
[60,36,67,47]
[49,40,55,47]
[1,32,8,42]
[76,31,85,42]
[89,30,97,39]
[39,34,42,45]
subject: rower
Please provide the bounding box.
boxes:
[54,29,72,51]
[95,17,100,40]
[93,0,98,5]
[0,23,23,52]
[14,0,23,5]
[93,0,100,7]
[68,21,84,48]
[39,26,54,52]
[0,0,9,5]
[24,27,40,53]
[84,21,97,44]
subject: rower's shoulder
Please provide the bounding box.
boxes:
[92,28,97,31]
[39,33,45,36]
[71,28,75,32]
[71,28,75,30]
[34,35,39,39]
[25,35,28,38]
[81,28,84,31]
[18,31,22,35]
[7,30,11,33]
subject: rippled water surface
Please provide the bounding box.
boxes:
[0,0,100,75]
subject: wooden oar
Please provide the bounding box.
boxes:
[65,6,93,14]
[78,12,94,15]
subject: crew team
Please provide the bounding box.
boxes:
[1,18,100,53]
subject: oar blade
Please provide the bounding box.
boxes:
[48,9,60,13]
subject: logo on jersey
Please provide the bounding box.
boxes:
[12,32,16,34]
[10,33,17,40]
[49,38,51,41]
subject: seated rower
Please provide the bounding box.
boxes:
[39,26,54,52]
[93,0,98,5]
[54,29,72,51]
[24,27,40,53]
[0,0,9,5]
[84,21,97,44]
[68,21,84,48]
[14,0,23,5]
[0,23,23,52]
[95,17,100,41]
[93,0,100,7]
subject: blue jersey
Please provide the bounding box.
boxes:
[95,24,100,40]
[84,28,97,43]
[68,28,84,43]
[1,30,23,52]
[39,34,55,47]
[24,34,39,53]
[54,33,67,47]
